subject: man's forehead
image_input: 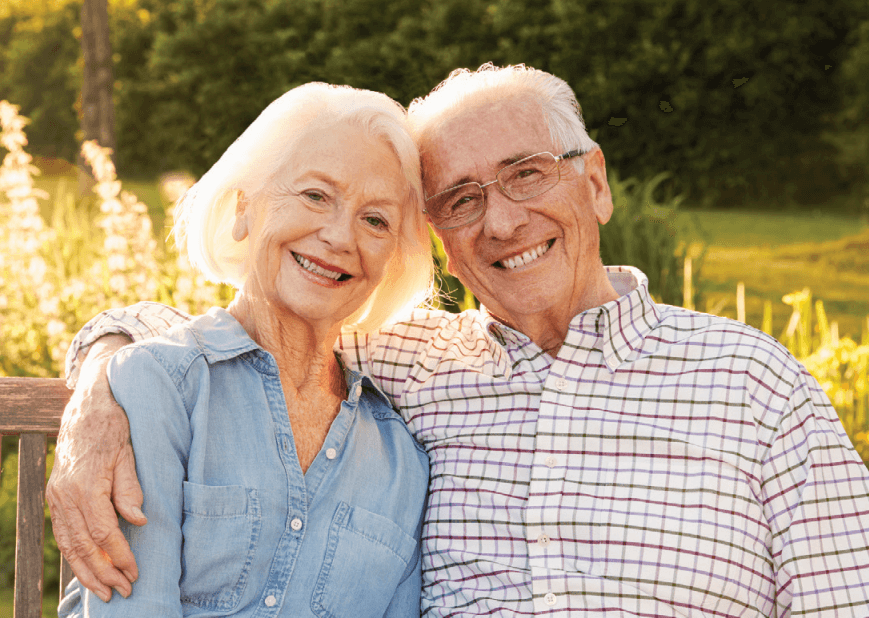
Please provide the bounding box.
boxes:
[420,96,551,189]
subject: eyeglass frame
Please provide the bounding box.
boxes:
[423,149,588,230]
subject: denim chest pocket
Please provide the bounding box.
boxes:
[312,502,418,618]
[180,482,261,612]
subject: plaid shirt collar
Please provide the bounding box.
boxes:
[480,265,661,372]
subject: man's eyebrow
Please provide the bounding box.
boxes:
[498,151,538,167]
[437,151,540,193]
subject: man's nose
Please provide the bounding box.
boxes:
[481,188,530,240]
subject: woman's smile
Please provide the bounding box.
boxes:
[291,251,353,284]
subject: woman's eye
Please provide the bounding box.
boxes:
[303,191,325,202]
[365,215,389,230]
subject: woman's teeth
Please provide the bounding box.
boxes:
[294,254,345,281]
[500,241,551,270]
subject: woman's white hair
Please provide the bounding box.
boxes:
[407,63,598,177]
[176,82,433,333]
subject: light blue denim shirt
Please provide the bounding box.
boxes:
[58,307,429,617]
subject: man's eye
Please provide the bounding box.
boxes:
[515,167,542,179]
[450,195,476,212]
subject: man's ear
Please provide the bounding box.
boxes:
[232,190,249,242]
[586,149,614,225]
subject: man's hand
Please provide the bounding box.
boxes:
[46,334,146,602]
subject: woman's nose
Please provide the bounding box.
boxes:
[317,208,356,252]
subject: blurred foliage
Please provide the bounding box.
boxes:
[0,0,868,206]
[600,171,702,306]
[0,1,81,162]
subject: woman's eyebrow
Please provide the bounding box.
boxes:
[293,170,339,187]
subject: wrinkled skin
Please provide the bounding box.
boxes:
[46,334,145,602]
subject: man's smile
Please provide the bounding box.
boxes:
[494,239,554,270]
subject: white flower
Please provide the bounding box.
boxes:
[47,319,66,337]
[27,256,47,283]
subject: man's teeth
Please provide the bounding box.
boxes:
[295,254,344,281]
[500,241,551,270]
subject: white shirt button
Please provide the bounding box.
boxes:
[544,455,558,468]
[537,533,551,547]
[555,378,567,391]
[290,518,303,531]
[264,595,277,607]
[326,448,337,460]
[544,592,557,606]
[354,384,362,398]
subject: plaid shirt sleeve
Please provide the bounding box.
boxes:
[765,366,869,614]
[65,301,194,388]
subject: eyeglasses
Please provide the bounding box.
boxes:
[423,149,586,230]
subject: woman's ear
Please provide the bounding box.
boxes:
[232,190,249,242]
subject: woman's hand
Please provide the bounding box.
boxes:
[46,334,146,602]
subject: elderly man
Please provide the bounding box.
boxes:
[49,64,869,616]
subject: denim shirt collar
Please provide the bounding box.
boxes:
[187,307,391,408]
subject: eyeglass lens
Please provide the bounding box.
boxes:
[427,152,561,229]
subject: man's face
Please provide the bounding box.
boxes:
[421,96,614,327]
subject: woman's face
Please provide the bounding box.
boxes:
[239,121,407,329]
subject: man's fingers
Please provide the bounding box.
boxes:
[47,495,113,602]
[112,444,147,527]
[63,552,113,603]
[47,493,127,600]
[85,500,140,583]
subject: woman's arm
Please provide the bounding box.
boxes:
[48,302,193,598]
[47,334,142,603]
[60,344,192,616]
[382,540,423,618]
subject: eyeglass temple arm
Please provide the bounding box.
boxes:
[557,149,584,162]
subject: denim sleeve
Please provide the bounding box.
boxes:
[75,345,192,616]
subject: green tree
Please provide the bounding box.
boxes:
[0,1,80,162]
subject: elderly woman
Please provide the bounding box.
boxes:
[57,83,433,617]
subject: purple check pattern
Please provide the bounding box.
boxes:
[69,267,869,617]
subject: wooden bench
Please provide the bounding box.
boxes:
[0,377,74,618]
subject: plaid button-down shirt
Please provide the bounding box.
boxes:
[68,266,869,617]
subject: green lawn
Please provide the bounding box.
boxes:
[676,208,868,248]
[676,208,869,339]
[0,586,60,617]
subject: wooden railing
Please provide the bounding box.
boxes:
[0,377,74,618]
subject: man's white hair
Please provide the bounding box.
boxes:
[408,63,598,179]
[176,82,434,333]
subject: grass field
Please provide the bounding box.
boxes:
[0,587,60,617]
[677,209,869,339]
